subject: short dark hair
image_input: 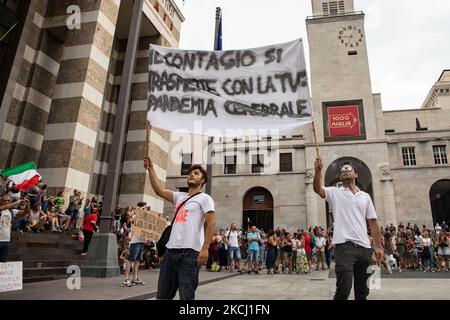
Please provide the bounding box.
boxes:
[137,201,147,208]
[187,164,208,187]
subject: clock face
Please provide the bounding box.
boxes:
[338,25,364,48]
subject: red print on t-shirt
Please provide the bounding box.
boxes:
[174,202,189,224]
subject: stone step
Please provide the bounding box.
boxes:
[9,253,86,262]
[22,260,84,269]
[23,267,68,278]
[11,247,83,260]
[23,275,68,284]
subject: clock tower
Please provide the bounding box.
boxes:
[306,0,381,142]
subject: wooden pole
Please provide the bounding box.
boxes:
[312,121,320,158]
[146,120,150,158]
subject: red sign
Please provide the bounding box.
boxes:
[327,105,360,137]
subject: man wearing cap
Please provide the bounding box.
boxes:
[313,156,383,300]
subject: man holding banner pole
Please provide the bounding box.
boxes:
[144,156,216,300]
[313,155,384,300]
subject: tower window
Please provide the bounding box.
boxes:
[338,1,345,14]
[348,51,358,56]
[329,1,338,16]
[322,2,329,15]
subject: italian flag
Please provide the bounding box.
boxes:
[1,162,41,191]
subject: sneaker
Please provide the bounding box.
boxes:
[254,270,259,275]
[132,279,146,286]
[81,252,87,256]
[247,271,251,275]
[122,279,132,287]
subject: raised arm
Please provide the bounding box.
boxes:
[144,156,173,203]
[313,156,326,199]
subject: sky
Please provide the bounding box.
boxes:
[173,0,450,110]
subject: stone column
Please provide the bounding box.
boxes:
[380,166,397,226]
[305,168,319,228]
[38,0,121,198]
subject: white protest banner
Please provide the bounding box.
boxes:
[148,39,312,137]
[131,207,167,241]
[0,261,23,293]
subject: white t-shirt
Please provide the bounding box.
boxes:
[225,230,239,248]
[166,192,215,252]
[316,236,326,252]
[1,209,18,242]
[325,186,377,248]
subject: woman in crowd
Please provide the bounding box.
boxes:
[421,230,434,272]
[217,229,229,271]
[26,202,47,233]
[281,232,293,273]
[395,231,407,272]
[206,230,220,271]
[266,230,278,274]
[437,231,450,272]
[259,232,267,269]
[296,233,309,274]
[54,191,69,231]
[81,202,98,255]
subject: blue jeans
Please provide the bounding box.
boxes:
[259,247,267,264]
[157,249,200,300]
[228,246,241,261]
[248,249,259,263]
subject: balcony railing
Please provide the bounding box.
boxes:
[306,11,364,20]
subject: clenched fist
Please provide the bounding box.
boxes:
[314,156,323,172]
[144,156,153,169]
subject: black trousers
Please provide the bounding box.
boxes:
[82,230,94,254]
[334,241,373,300]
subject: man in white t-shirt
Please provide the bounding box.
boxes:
[225,223,242,273]
[314,157,383,300]
[0,195,30,262]
[145,157,215,300]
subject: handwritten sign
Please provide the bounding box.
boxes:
[0,262,23,293]
[131,207,167,241]
[148,39,313,137]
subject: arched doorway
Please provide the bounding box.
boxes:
[324,157,374,228]
[429,180,450,225]
[243,187,274,232]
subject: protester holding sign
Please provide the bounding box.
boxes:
[313,156,384,300]
[144,156,216,300]
[122,202,147,287]
[0,196,30,262]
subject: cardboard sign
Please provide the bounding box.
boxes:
[327,105,360,137]
[131,207,168,241]
[0,261,23,293]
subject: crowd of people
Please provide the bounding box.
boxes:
[203,221,450,275]
[374,222,450,273]
[205,224,333,275]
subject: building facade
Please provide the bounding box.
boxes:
[165,0,450,231]
[0,0,184,214]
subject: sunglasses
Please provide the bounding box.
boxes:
[340,165,354,173]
